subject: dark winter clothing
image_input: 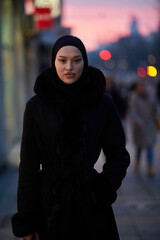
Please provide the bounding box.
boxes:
[107,88,127,120]
[11,36,130,240]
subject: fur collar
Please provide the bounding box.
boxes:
[34,66,106,106]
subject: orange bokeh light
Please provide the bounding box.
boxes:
[99,50,112,60]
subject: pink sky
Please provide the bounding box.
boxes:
[61,3,159,51]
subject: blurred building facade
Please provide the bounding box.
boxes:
[0,0,26,167]
[0,0,70,167]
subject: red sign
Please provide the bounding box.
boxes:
[34,7,54,30]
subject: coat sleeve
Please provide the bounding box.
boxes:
[89,95,130,205]
[101,95,130,191]
[11,100,42,238]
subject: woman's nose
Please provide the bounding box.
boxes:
[66,61,73,70]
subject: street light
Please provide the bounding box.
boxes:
[99,50,112,60]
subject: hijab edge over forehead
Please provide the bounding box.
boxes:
[51,35,88,68]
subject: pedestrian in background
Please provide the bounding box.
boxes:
[129,80,157,177]
[11,35,130,240]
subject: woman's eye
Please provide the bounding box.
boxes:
[59,59,66,63]
[74,58,81,63]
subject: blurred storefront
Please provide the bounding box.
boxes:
[0,0,26,167]
[0,0,71,167]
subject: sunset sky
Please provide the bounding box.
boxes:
[61,0,159,51]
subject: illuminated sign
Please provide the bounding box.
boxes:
[35,0,61,17]
[34,7,54,30]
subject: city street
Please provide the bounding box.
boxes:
[0,121,160,240]
[0,0,159,240]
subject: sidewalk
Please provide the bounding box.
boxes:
[112,128,160,240]
[0,168,19,240]
[0,126,160,240]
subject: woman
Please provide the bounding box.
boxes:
[11,35,130,240]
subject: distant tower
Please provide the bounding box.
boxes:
[130,16,139,36]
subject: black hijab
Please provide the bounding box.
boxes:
[51,35,89,89]
[51,35,88,69]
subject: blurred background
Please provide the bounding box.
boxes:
[0,0,159,168]
[0,1,160,239]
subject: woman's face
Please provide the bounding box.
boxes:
[55,46,84,84]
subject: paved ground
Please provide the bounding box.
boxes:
[0,121,160,240]
[113,124,160,240]
[0,169,18,240]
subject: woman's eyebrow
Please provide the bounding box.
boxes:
[73,55,82,58]
[58,55,82,58]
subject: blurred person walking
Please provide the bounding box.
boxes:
[11,35,130,240]
[129,81,157,177]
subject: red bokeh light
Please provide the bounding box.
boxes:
[137,67,146,78]
[99,50,112,60]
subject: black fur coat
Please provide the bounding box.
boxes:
[11,66,130,240]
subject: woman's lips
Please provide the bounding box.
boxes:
[65,72,75,78]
